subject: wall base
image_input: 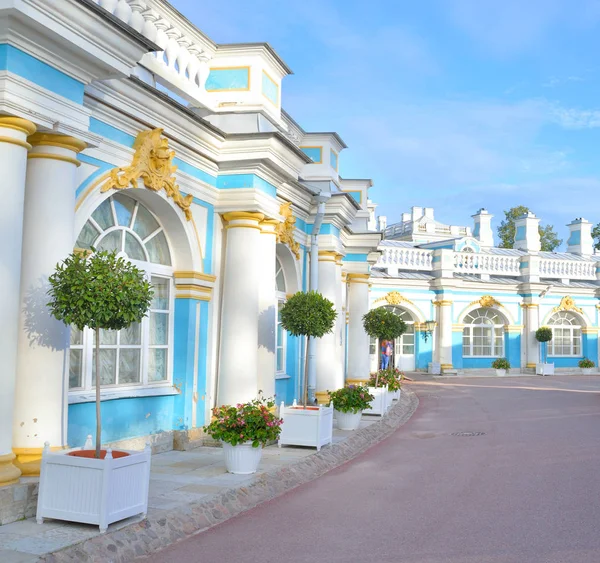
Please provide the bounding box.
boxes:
[0,478,38,525]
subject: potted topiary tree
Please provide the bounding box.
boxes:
[328,385,374,431]
[362,308,406,415]
[579,358,595,375]
[37,249,154,532]
[277,291,337,450]
[492,358,510,376]
[535,327,554,376]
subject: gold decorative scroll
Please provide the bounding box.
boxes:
[552,295,583,314]
[373,291,415,307]
[471,295,502,308]
[276,201,300,259]
[101,128,192,220]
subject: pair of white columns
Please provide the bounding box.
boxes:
[0,117,86,483]
[217,213,278,407]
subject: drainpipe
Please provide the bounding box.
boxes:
[307,194,330,404]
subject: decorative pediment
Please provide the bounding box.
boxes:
[470,295,502,308]
[101,129,192,220]
[276,202,300,260]
[374,291,415,307]
[552,296,583,314]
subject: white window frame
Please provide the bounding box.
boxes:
[275,257,288,378]
[462,308,505,358]
[547,312,582,357]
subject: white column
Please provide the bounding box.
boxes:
[257,219,278,400]
[346,274,370,381]
[523,303,540,368]
[13,133,86,475]
[217,212,263,406]
[435,300,453,370]
[0,116,36,486]
[315,251,344,403]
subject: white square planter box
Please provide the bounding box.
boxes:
[536,363,555,375]
[36,444,151,533]
[278,402,334,451]
[392,389,401,401]
[364,387,391,416]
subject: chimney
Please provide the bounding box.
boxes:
[401,212,410,223]
[411,206,423,221]
[378,215,387,231]
[472,208,494,248]
[514,212,540,253]
[567,218,593,255]
[424,207,434,219]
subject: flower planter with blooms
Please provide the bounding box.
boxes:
[535,327,554,376]
[363,370,393,416]
[328,385,374,431]
[579,357,595,375]
[204,395,282,474]
[492,358,510,377]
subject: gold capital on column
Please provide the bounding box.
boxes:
[0,117,36,136]
[259,218,280,235]
[347,273,370,284]
[28,133,87,153]
[0,452,21,486]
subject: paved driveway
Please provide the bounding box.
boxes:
[144,376,600,563]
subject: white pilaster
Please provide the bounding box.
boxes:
[217,212,264,406]
[346,274,371,381]
[434,299,453,370]
[315,251,344,402]
[0,116,36,486]
[13,133,86,475]
[523,303,540,369]
[257,219,278,400]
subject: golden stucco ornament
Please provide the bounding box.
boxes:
[276,201,300,259]
[473,295,502,308]
[101,128,192,220]
[373,291,415,307]
[552,295,583,314]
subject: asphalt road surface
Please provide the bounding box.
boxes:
[144,376,600,563]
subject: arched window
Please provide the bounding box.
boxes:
[275,258,286,374]
[384,306,415,356]
[70,193,174,393]
[462,308,505,357]
[547,312,582,357]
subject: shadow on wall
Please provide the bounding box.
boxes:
[258,305,276,353]
[23,277,69,351]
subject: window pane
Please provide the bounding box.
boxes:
[124,232,146,261]
[148,348,168,382]
[463,346,470,356]
[276,269,286,293]
[276,348,284,372]
[132,203,160,240]
[70,326,83,346]
[119,349,141,384]
[75,221,99,250]
[92,349,117,385]
[113,193,136,227]
[120,322,141,345]
[69,349,83,389]
[150,313,169,345]
[97,230,122,253]
[146,231,171,265]
[92,199,114,231]
[151,277,170,310]
[96,329,117,345]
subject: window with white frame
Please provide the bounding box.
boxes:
[384,306,415,355]
[462,308,505,357]
[69,194,174,392]
[275,258,287,374]
[547,312,582,357]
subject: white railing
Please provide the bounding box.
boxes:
[539,258,596,280]
[454,252,521,276]
[379,247,433,271]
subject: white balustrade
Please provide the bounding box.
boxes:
[539,258,596,280]
[378,247,433,271]
[453,252,520,276]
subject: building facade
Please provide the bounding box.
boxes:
[371,207,600,376]
[0,0,380,485]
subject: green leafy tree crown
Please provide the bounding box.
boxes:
[592,224,600,250]
[535,327,553,343]
[279,291,337,338]
[328,385,374,414]
[497,205,562,251]
[47,250,154,332]
[362,308,407,341]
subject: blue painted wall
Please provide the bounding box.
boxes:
[583,333,599,366]
[300,147,322,163]
[415,331,433,369]
[206,67,249,91]
[452,332,463,369]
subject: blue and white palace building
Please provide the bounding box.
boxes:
[0,0,598,488]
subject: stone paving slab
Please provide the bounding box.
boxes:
[0,389,418,563]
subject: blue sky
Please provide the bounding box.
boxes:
[171,0,600,244]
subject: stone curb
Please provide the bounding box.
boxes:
[40,389,419,563]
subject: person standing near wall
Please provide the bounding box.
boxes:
[380,339,393,369]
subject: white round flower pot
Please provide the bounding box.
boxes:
[335,409,363,431]
[582,368,594,375]
[222,441,263,474]
[495,369,507,376]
